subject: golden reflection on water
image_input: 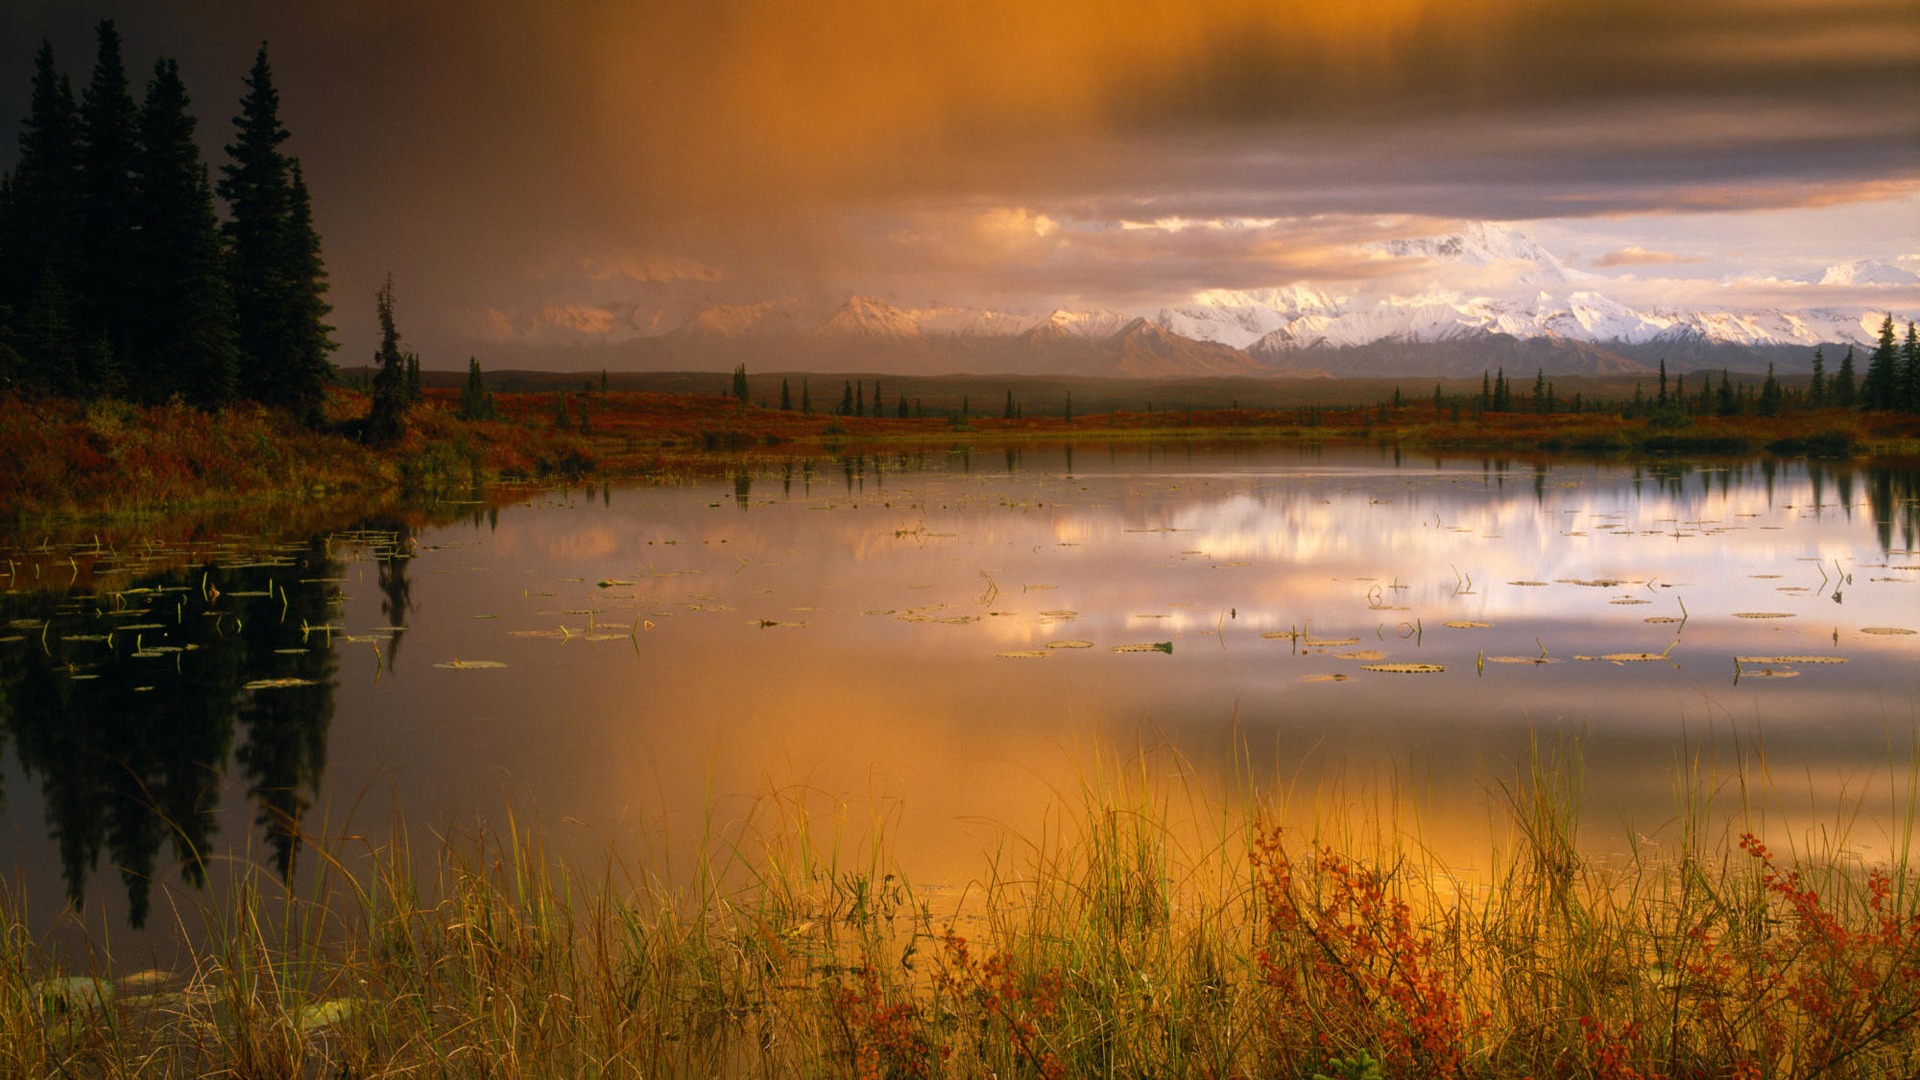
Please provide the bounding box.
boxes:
[316,447,1917,895]
[2,446,1916,946]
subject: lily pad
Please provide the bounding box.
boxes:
[294,998,355,1032]
[1442,621,1493,629]
[1300,673,1350,683]
[1045,640,1094,649]
[1860,626,1916,635]
[433,659,508,670]
[244,677,320,690]
[1111,642,1174,654]
[995,650,1049,659]
[1362,663,1444,674]
[1738,655,1847,665]
[1732,612,1794,619]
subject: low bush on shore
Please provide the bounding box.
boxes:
[5,750,1915,1078]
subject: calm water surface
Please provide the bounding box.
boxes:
[3,444,1917,958]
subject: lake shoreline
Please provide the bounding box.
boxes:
[7,387,1919,526]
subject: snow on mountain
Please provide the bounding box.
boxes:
[817,295,921,338]
[910,305,1033,336]
[507,221,1910,378]
[1369,221,1587,286]
[677,300,797,338]
[1022,308,1133,341]
[1814,260,1920,287]
[1156,222,1911,364]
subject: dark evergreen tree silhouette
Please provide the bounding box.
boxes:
[0,43,82,394]
[280,158,336,419]
[132,58,238,407]
[1902,322,1919,414]
[364,275,408,445]
[1861,315,1899,411]
[74,21,138,397]
[457,356,496,420]
[779,377,791,410]
[1758,363,1782,417]
[1808,347,1827,407]
[730,363,748,403]
[220,45,334,420]
[1834,345,1857,408]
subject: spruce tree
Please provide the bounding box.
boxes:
[730,363,748,402]
[221,44,332,417]
[364,275,407,445]
[779,377,791,410]
[1808,347,1827,407]
[75,21,138,395]
[1004,389,1015,419]
[1,43,82,394]
[1861,315,1899,410]
[1902,322,1919,414]
[1717,369,1738,416]
[801,377,811,414]
[457,356,495,420]
[1758,363,1782,417]
[837,381,852,415]
[279,159,336,421]
[1834,345,1857,408]
[132,58,238,407]
[896,393,907,419]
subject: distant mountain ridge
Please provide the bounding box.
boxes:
[495,222,1914,378]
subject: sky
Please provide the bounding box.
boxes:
[3,0,1917,365]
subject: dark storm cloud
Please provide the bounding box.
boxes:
[3,1,1914,360]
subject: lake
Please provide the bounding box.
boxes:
[3,443,1917,963]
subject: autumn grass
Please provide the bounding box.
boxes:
[5,736,1917,1079]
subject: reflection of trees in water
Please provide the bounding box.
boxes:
[0,539,343,927]
[1856,465,1919,555]
[373,521,415,671]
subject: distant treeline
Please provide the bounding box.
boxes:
[0,22,335,423]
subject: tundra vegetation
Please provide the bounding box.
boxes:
[3,746,1916,1078]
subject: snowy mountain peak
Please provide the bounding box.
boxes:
[1369,221,1586,289]
[1816,260,1920,287]
[819,295,919,338]
[1026,308,1130,340]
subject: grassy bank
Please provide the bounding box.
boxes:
[6,749,1916,1078]
[9,389,1920,523]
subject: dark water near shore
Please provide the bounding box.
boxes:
[3,444,1917,961]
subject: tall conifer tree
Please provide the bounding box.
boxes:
[280,159,336,420]
[0,43,81,394]
[1834,346,1857,407]
[220,45,291,404]
[75,21,138,395]
[1862,315,1899,411]
[133,58,237,406]
[220,45,332,418]
[1902,322,1919,414]
[365,275,407,445]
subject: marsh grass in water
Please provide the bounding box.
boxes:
[3,741,1918,1079]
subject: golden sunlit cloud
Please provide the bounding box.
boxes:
[1592,246,1700,269]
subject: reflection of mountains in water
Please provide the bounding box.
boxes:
[0,525,415,928]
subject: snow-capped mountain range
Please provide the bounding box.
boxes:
[501,223,1915,377]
